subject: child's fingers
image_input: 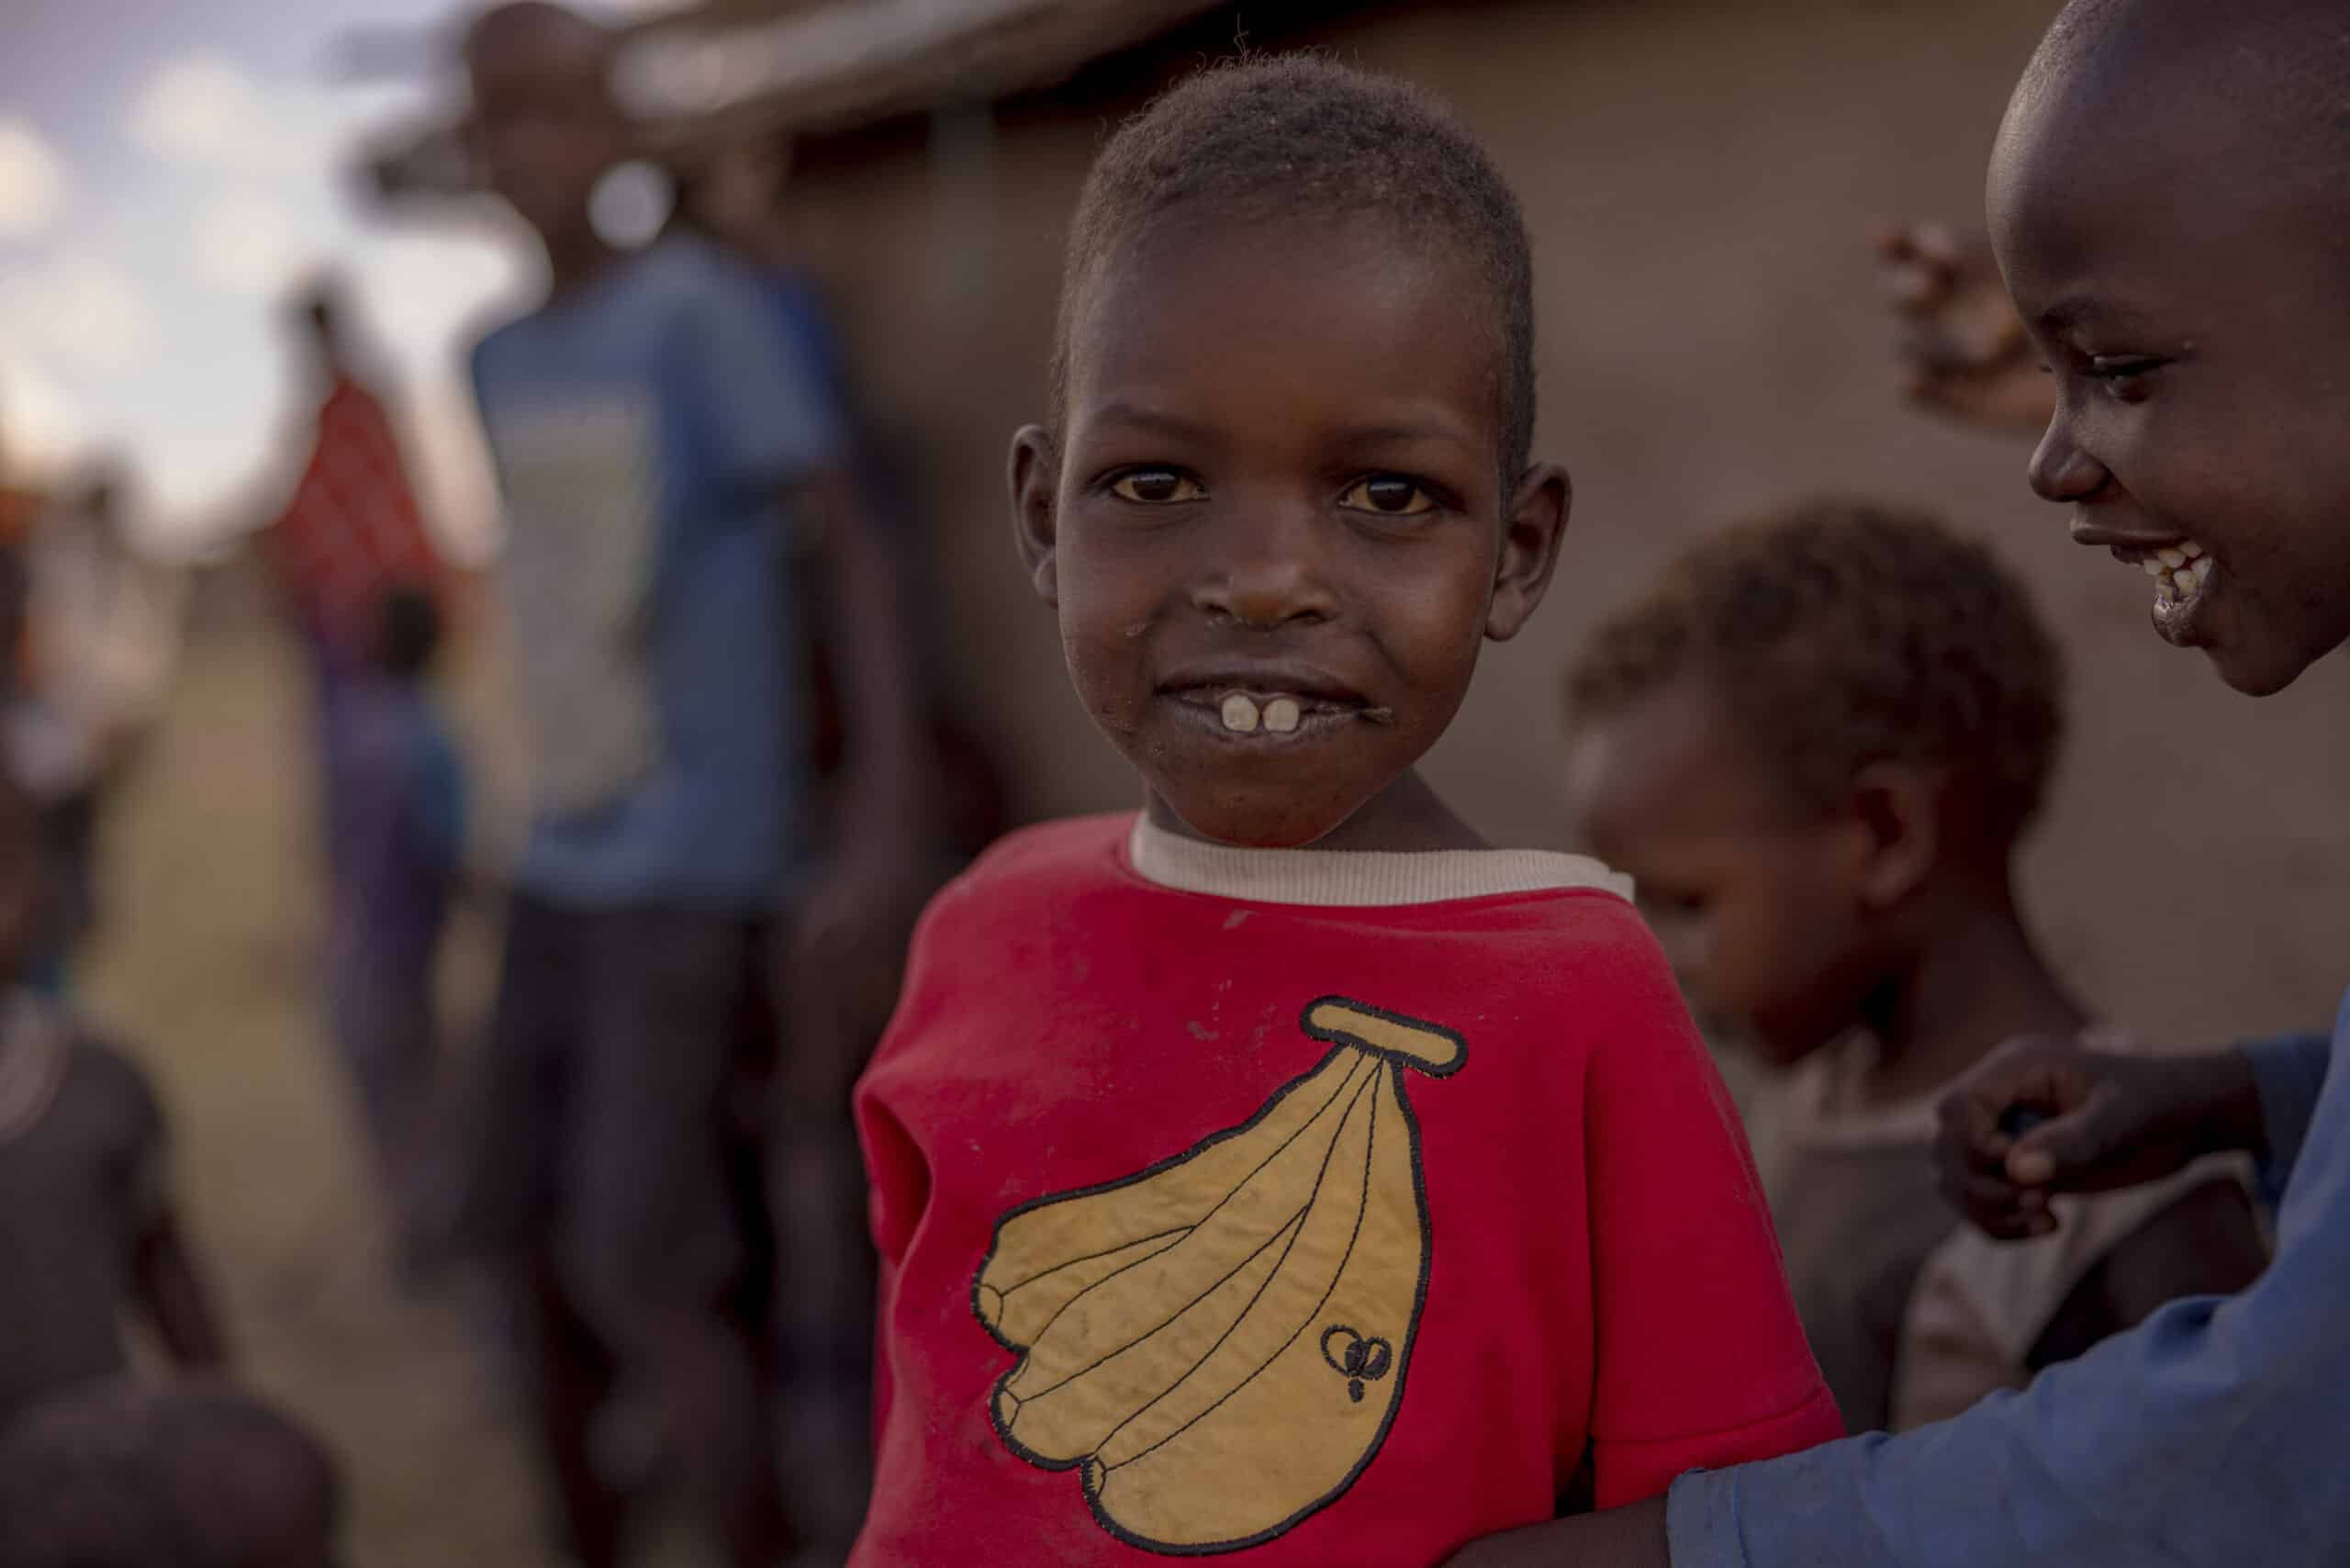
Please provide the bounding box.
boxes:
[2004,1100,2116,1191]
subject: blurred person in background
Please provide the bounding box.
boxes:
[8,462,182,994]
[0,767,228,1431]
[263,274,446,900]
[684,134,1011,1553]
[325,586,465,1282]
[453,6,926,1566]
[0,1375,341,1568]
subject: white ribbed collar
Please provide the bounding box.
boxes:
[1125,815,1632,908]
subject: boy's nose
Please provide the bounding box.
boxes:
[1192,526,1338,629]
[2028,420,2109,505]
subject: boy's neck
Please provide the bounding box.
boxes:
[1855,888,2086,1109]
[1147,768,1489,854]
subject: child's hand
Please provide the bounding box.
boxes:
[1934,1038,2268,1239]
[1876,221,2055,432]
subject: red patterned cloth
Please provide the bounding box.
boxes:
[269,376,442,661]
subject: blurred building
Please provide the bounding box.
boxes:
[364,0,2350,1051]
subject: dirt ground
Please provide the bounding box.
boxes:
[75,591,704,1567]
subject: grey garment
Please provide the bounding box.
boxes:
[0,1027,162,1428]
[1758,1131,1952,1434]
[457,895,765,1338]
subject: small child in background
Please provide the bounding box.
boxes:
[326,586,464,1270]
[0,1375,341,1568]
[852,56,1840,1568]
[1562,499,2268,1432]
[0,769,227,1429]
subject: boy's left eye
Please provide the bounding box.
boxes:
[1337,476,1437,516]
[1110,469,1205,504]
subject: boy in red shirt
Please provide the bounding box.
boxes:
[851,57,1841,1566]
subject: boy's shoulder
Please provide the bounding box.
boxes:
[927,812,1136,914]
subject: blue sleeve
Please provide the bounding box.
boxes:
[674,246,849,494]
[1665,996,2350,1568]
[2244,1031,2332,1191]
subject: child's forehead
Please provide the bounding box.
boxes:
[1067,218,1503,416]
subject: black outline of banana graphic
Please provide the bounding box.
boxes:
[972,997,1465,1555]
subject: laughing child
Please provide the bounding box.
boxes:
[1447,2,2350,1562]
[849,57,1842,1567]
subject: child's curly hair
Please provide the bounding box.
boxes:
[1053,53,1537,482]
[1567,498,2065,848]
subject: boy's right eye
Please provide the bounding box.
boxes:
[1109,469,1205,504]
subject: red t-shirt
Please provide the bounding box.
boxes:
[854,814,1840,1564]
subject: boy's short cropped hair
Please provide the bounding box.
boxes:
[1567,498,2065,846]
[1054,54,1538,481]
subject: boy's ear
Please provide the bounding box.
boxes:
[1848,760,1943,912]
[1009,424,1061,607]
[1484,461,1572,642]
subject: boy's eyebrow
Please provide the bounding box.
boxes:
[2037,294,2157,335]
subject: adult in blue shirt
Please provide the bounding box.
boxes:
[1449,1,2350,1562]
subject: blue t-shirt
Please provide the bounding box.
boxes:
[1667,1002,2349,1565]
[471,232,846,912]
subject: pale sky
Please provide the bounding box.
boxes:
[0,0,680,559]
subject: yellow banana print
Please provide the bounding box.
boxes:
[974,997,1465,1554]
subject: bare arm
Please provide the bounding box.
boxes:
[2027,1177,2267,1370]
[793,464,925,843]
[132,1209,229,1369]
[782,465,933,1055]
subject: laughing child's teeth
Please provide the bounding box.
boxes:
[1220,694,1260,733]
[1262,698,1301,734]
[2148,547,2214,605]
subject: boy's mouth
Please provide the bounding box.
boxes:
[1158,668,1393,741]
[2108,539,2215,641]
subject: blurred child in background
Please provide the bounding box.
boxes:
[0,1376,341,1568]
[0,768,227,1429]
[1563,499,2268,1433]
[325,586,464,1276]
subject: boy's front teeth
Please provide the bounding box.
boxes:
[2143,540,2210,603]
[1217,693,1306,734]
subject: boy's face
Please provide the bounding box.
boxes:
[1566,678,1878,1066]
[1988,76,2350,696]
[467,18,624,242]
[1013,219,1567,847]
